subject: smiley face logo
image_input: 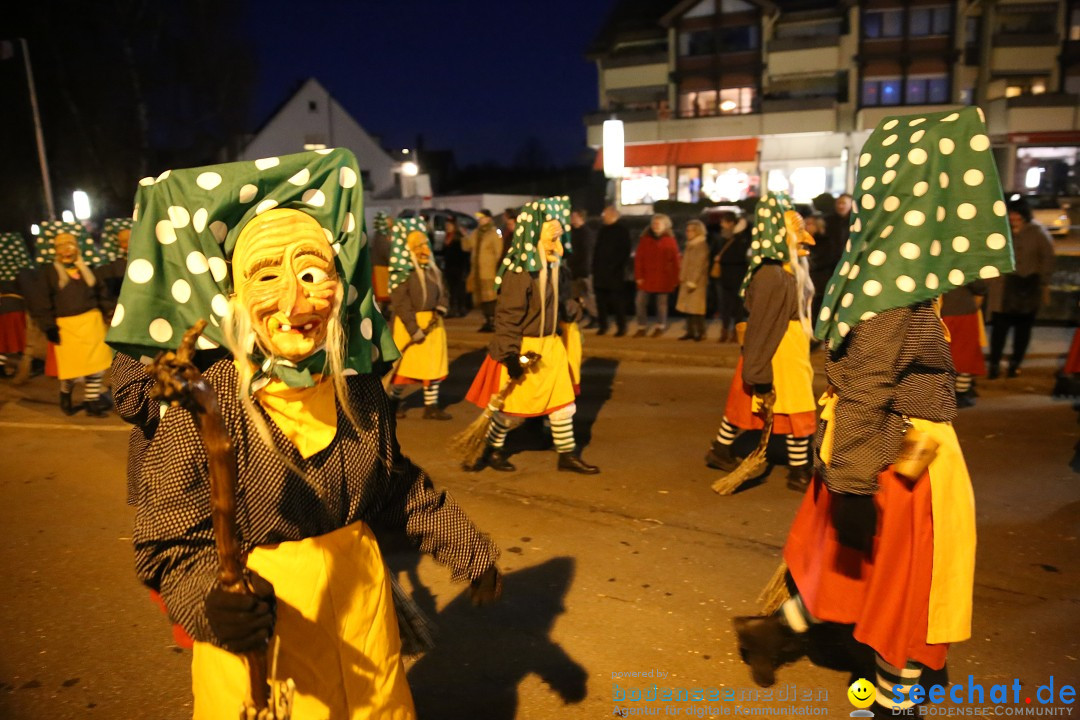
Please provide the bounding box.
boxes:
[848,678,876,709]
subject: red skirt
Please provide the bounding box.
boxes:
[942,313,985,376]
[148,589,194,649]
[45,342,58,377]
[0,311,26,353]
[784,470,947,671]
[724,359,817,438]
[1065,329,1080,375]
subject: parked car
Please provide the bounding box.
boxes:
[397,208,478,256]
[1019,194,1071,238]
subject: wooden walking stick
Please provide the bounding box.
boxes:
[148,320,294,720]
[382,315,442,392]
[712,390,775,495]
[449,351,542,465]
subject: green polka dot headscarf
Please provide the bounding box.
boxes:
[0,232,31,282]
[35,221,103,267]
[388,217,429,292]
[494,195,572,292]
[815,106,1014,345]
[100,217,134,262]
[373,211,392,238]
[741,192,795,298]
[106,147,399,383]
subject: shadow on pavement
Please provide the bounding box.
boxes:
[406,557,587,719]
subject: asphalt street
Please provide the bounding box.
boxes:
[0,320,1077,718]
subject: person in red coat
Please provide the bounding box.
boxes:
[634,214,681,337]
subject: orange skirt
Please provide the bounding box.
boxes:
[784,470,947,671]
[942,313,986,376]
[1065,329,1080,375]
[724,357,817,437]
[0,310,25,353]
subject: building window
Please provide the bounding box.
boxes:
[621,166,670,205]
[677,168,702,203]
[862,77,902,106]
[909,5,952,36]
[1071,7,1080,41]
[719,86,755,114]
[717,24,759,52]
[906,75,950,104]
[701,163,755,202]
[1003,76,1051,97]
[679,89,718,117]
[308,100,318,112]
[679,30,716,56]
[864,9,904,38]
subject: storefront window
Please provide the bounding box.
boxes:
[621,166,671,205]
[1015,146,1080,196]
[701,163,755,202]
[677,168,703,203]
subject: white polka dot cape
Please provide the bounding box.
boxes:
[0,232,31,282]
[494,195,572,293]
[100,217,133,262]
[106,147,399,383]
[388,216,428,292]
[741,191,794,298]
[35,221,103,267]
[815,107,1015,346]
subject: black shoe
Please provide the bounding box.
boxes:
[478,322,494,333]
[1007,366,1020,378]
[422,405,452,421]
[705,441,740,472]
[85,398,110,418]
[987,365,1000,380]
[389,397,406,419]
[955,391,976,408]
[464,445,515,472]
[59,391,76,416]
[558,452,600,474]
[596,326,608,336]
[614,328,626,337]
[786,465,813,493]
[732,615,805,688]
[678,333,694,341]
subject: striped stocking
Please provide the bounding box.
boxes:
[715,417,739,446]
[786,435,811,467]
[423,381,440,407]
[875,656,924,711]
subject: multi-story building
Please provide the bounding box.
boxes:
[586,0,1080,210]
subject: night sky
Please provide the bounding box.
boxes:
[249,0,618,166]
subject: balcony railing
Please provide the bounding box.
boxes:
[766,34,842,53]
[991,32,1060,47]
[601,51,670,70]
[584,108,662,126]
[760,96,838,112]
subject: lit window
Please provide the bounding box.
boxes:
[719,87,754,114]
[1006,85,1023,98]
[907,77,928,104]
[621,166,670,205]
[1032,80,1047,94]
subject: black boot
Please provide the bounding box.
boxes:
[705,441,740,471]
[59,391,76,416]
[732,615,805,688]
[85,397,110,418]
[955,390,976,408]
[558,452,600,474]
[422,405,452,421]
[786,464,813,493]
[464,446,516,473]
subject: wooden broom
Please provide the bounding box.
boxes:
[450,351,541,466]
[712,390,775,495]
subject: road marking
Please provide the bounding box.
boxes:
[0,421,130,432]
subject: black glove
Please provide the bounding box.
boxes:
[45,326,60,344]
[470,565,502,607]
[204,572,276,652]
[503,354,524,380]
[830,493,877,554]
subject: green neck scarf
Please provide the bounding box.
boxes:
[106,148,399,387]
[0,232,31,282]
[388,217,429,291]
[494,196,572,293]
[741,192,795,298]
[815,107,1014,345]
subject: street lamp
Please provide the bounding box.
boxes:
[602,119,625,179]
[401,161,419,177]
[73,190,91,220]
[61,210,75,223]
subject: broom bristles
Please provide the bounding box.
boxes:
[450,411,493,464]
[711,447,770,494]
[390,576,437,656]
[757,560,791,615]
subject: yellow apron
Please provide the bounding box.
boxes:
[559,321,582,388]
[55,309,112,380]
[191,522,415,720]
[818,395,975,644]
[502,335,576,416]
[770,320,816,416]
[392,311,449,382]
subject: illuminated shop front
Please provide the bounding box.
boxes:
[758,133,849,204]
[1012,142,1080,196]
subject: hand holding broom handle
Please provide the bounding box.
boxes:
[148,320,293,719]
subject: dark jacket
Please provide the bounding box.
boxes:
[0,279,24,315]
[491,268,558,363]
[940,281,987,317]
[568,225,594,280]
[27,264,114,333]
[742,263,798,388]
[390,266,447,336]
[814,212,850,279]
[592,221,632,290]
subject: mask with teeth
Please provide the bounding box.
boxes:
[233,208,340,363]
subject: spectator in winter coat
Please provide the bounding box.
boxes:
[634,214,681,337]
[592,206,632,336]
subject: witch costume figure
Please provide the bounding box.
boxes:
[27,221,114,416]
[0,232,31,377]
[940,281,988,408]
[386,216,452,420]
[108,149,501,719]
[98,216,135,298]
[705,192,818,492]
[464,197,599,475]
[732,107,1014,715]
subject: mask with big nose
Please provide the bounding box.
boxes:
[233,208,340,363]
[53,233,79,264]
[406,231,431,267]
[783,210,815,259]
[539,219,565,263]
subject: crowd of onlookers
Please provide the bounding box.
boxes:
[410,193,1058,379]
